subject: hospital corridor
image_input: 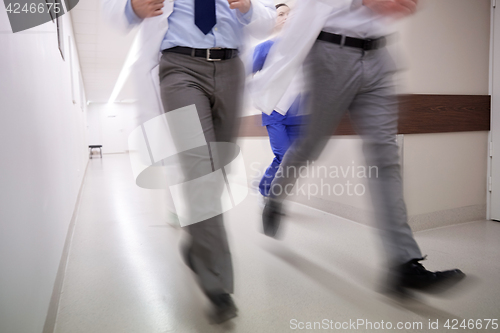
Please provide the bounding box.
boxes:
[1,0,500,332]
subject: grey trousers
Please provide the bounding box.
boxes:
[159,51,245,296]
[270,40,422,265]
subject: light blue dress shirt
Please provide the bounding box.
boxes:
[125,0,253,51]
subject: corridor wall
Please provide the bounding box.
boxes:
[0,9,88,333]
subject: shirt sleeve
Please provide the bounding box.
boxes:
[125,0,143,26]
[252,41,273,74]
[235,4,254,25]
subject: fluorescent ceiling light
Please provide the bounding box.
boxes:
[107,33,141,104]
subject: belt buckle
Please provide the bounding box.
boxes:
[206,47,222,61]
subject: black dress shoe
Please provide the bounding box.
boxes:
[389,258,466,295]
[262,199,282,238]
[208,293,238,324]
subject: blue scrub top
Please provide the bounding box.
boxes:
[252,40,305,126]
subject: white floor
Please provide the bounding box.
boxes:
[54,154,500,333]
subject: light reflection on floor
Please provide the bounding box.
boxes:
[54,154,500,333]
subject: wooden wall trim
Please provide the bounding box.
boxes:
[238,94,491,137]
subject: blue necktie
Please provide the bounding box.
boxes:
[195,0,217,35]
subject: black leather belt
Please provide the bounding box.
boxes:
[162,46,238,61]
[317,31,386,51]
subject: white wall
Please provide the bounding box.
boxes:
[0,9,88,333]
[404,132,488,226]
[395,0,491,95]
[86,102,139,154]
[405,133,488,216]
[86,104,103,146]
[396,0,490,225]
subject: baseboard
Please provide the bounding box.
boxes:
[102,151,128,155]
[288,195,375,226]
[289,196,486,232]
[408,204,487,232]
[42,160,89,333]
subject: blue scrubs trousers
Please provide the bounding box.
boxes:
[259,123,302,197]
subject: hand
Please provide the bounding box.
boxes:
[227,0,251,14]
[131,0,165,19]
[363,0,418,18]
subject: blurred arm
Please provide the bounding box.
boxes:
[252,41,273,74]
[362,0,418,18]
[102,0,165,32]
[124,0,142,25]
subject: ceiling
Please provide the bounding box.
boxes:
[70,0,137,103]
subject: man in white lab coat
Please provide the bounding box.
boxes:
[103,0,275,323]
[254,0,466,296]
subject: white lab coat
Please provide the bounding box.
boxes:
[101,0,276,215]
[102,0,276,125]
[251,0,353,115]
